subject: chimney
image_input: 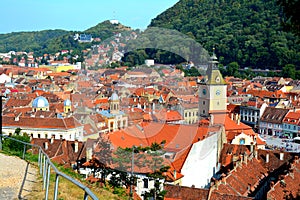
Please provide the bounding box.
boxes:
[44,142,48,150]
[280,152,284,161]
[51,135,54,144]
[254,149,258,159]
[173,170,177,180]
[210,114,214,126]
[74,141,78,153]
[14,112,22,121]
[266,153,269,163]
[235,113,238,122]
[244,153,248,164]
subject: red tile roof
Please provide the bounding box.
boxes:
[267,157,300,200]
[214,158,268,196]
[3,116,82,130]
[164,184,209,200]
[283,111,300,125]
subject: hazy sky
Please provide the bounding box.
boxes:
[0,0,179,33]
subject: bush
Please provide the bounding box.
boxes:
[3,134,30,152]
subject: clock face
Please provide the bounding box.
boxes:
[216,90,221,96]
[202,89,206,95]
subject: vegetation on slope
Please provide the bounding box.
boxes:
[0,21,132,56]
[149,0,300,69]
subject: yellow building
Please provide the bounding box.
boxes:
[39,64,80,72]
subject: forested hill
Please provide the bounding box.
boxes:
[149,0,300,69]
[0,30,68,54]
[0,20,132,56]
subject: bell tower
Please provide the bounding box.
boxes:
[198,49,227,125]
[109,92,120,115]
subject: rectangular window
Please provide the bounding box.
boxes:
[239,138,245,145]
[203,101,205,105]
[143,178,148,188]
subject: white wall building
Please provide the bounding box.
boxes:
[180,131,220,188]
[2,116,84,141]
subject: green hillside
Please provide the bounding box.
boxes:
[0,21,132,56]
[149,0,300,69]
[0,30,69,54]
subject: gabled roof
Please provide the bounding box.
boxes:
[108,122,216,151]
[283,111,300,125]
[260,107,289,124]
[31,138,85,166]
[224,116,252,131]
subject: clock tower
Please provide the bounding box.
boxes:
[198,50,227,125]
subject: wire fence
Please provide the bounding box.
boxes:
[0,134,98,200]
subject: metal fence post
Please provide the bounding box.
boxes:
[84,191,89,200]
[43,159,47,190]
[45,162,51,200]
[0,136,99,200]
[38,148,41,169]
[22,144,26,159]
[40,154,44,175]
[54,174,60,200]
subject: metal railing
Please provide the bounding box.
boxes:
[0,134,98,200]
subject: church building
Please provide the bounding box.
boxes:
[98,91,128,132]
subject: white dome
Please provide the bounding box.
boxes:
[64,99,71,106]
[32,96,49,108]
[110,92,119,101]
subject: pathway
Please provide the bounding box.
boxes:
[0,153,38,200]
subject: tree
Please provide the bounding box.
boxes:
[3,133,30,152]
[282,64,296,79]
[227,62,239,77]
[277,0,300,37]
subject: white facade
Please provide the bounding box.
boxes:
[180,132,220,188]
[145,59,154,66]
[3,126,84,141]
[134,174,164,198]
[0,73,12,83]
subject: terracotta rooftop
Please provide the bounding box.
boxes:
[164,184,209,200]
[214,158,268,197]
[267,156,300,200]
[2,116,82,130]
